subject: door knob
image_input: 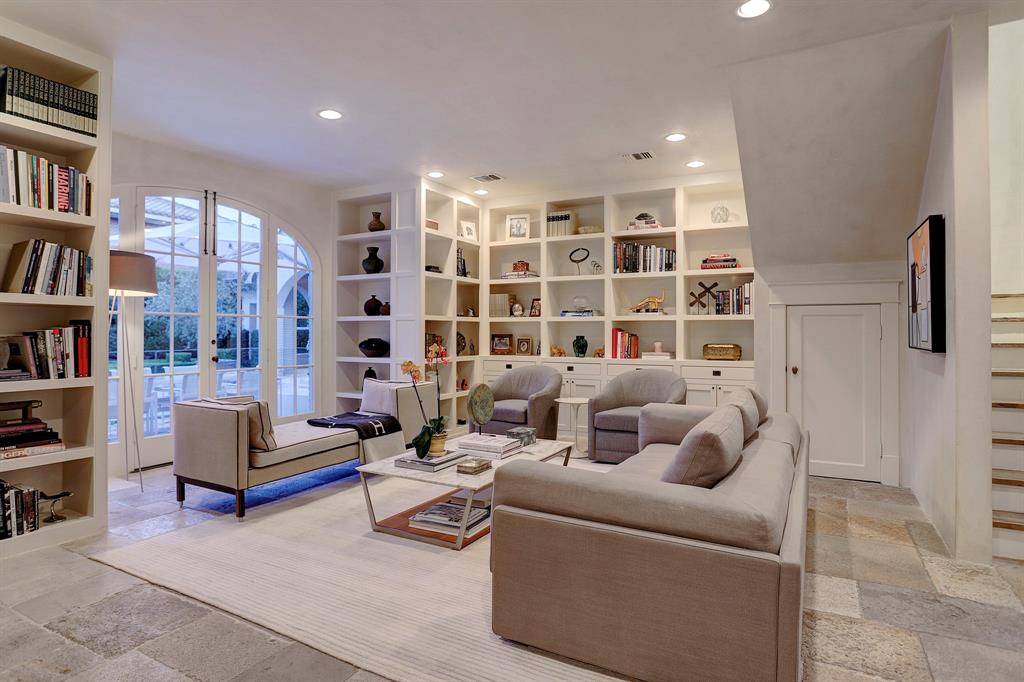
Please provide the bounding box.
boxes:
[211,356,219,363]
[791,366,799,375]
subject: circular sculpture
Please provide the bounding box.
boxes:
[467,383,495,431]
[569,247,590,276]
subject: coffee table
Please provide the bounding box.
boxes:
[356,437,572,550]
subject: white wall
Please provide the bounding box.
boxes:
[990,19,1024,295]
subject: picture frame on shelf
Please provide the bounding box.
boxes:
[529,298,542,317]
[458,220,477,241]
[516,337,533,356]
[491,333,513,355]
[505,214,530,240]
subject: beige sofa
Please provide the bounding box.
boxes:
[491,394,807,682]
[173,399,360,518]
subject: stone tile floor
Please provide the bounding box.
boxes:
[1,464,1022,681]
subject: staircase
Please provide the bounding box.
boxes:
[992,293,1024,559]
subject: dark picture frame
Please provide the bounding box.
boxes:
[529,298,542,317]
[516,337,533,355]
[907,214,945,353]
[491,333,513,355]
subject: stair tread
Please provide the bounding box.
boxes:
[993,293,1024,299]
[993,510,1024,531]
[993,468,1024,486]
[993,400,1024,409]
[993,316,1024,322]
[993,342,1024,348]
[993,370,1024,377]
[993,432,1024,445]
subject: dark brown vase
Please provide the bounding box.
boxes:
[380,301,391,316]
[361,246,384,274]
[363,294,383,316]
[367,211,386,232]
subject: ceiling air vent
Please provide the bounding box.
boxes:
[623,151,655,161]
[472,173,503,183]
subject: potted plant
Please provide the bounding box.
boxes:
[401,339,450,458]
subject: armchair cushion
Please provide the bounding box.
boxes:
[249,421,358,468]
[592,405,641,432]
[202,396,276,451]
[492,399,529,424]
[724,388,759,441]
[661,405,744,488]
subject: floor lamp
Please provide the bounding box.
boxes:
[109,250,158,492]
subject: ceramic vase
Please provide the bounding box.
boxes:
[362,366,377,385]
[358,338,390,358]
[572,335,588,358]
[380,301,391,316]
[361,247,384,274]
[363,294,383,316]
[367,211,386,232]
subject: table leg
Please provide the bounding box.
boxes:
[360,472,381,531]
[454,489,476,549]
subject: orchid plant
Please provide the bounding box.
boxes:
[402,340,449,458]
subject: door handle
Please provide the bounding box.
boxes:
[211,356,219,363]
[791,366,799,375]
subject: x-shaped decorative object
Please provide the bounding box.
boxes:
[688,291,706,310]
[688,281,719,311]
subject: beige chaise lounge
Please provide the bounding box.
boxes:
[491,390,807,682]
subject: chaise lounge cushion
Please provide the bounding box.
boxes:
[492,399,529,424]
[724,388,759,441]
[249,421,358,468]
[593,406,641,433]
[754,412,803,463]
[661,405,744,488]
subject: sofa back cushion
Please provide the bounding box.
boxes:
[201,396,277,451]
[754,412,803,464]
[749,387,769,425]
[723,388,759,441]
[661,404,744,488]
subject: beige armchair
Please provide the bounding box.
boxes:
[587,369,687,463]
[469,365,562,440]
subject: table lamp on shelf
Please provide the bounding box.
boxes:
[109,250,158,492]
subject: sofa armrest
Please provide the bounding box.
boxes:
[172,401,249,490]
[637,403,714,449]
[493,460,779,553]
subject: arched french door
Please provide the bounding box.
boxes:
[109,186,316,471]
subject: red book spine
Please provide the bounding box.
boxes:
[76,336,88,377]
[57,167,70,212]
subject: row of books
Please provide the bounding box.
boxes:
[612,242,677,274]
[610,328,641,359]
[1,239,93,296]
[546,209,577,237]
[0,418,64,460]
[700,253,741,270]
[1,482,43,539]
[0,322,92,381]
[705,283,752,316]
[489,293,512,317]
[0,146,94,215]
[0,66,98,137]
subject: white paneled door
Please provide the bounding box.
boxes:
[787,304,882,481]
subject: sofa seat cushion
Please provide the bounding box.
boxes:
[492,399,529,424]
[754,413,802,463]
[711,438,795,552]
[591,430,640,462]
[661,405,744,488]
[249,421,358,468]
[594,406,641,433]
[608,443,677,480]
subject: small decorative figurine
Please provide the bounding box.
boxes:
[569,247,589,276]
[591,260,603,275]
[550,344,567,357]
[629,290,666,314]
[593,346,605,358]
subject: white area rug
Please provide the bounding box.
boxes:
[93,465,618,682]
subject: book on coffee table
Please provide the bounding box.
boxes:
[394,450,465,472]
[408,502,490,534]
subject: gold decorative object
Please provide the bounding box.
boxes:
[702,343,742,361]
[550,344,567,357]
[629,290,666,314]
[593,346,605,358]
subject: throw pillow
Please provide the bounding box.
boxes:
[202,397,277,451]
[750,387,769,425]
[724,388,759,441]
[660,404,744,488]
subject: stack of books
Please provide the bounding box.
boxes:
[1,239,93,296]
[498,271,539,279]
[0,321,92,381]
[546,209,578,237]
[642,351,674,360]
[0,146,93,215]
[453,434,523,460]
[613,241,676,274]
[489,293,511,317]
[0,409,63,460]
[394,450,465,472]
[408,501,489,535]
[1,482,43,539]
[700,253,741,270]
[456,457,492,475]
[625,216,661,230]
[610,328,640,359]
[0,66,98,137]
[559,309,597,317]
[713,283,752,316]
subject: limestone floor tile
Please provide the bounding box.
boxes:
[806,534,855,580]
[801,659,888,681]
[859,580,1024,653]
[920,555,1023,610]
[993,558,1024,602]
[65,651,191,682]
[919,632,1024,682]
[846,499,928,523]
[47,585,208,658]
[0,549,109,605]
[848,538,934,592]
[847,515,914,547]
[60,532,139,558]
[12,569,143,624]
[809,495,848,515]
[805,574,862,618]
[106,501,162,530]
[348,671,394,682]
[801,610,931,682]
[136,500,186,515]
[847,484,918,506]
[807,509,849,537]
[906,521,950,557]
[139,612,289,682]
[0,609,100,679]
[229,642,358,682]
[107,508,218,542]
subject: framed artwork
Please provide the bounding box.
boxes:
[491,333,513,355]
[907,214,945,353]
[529,298,542,317]
[458,220,477,241]
[505,214,530,240]
[516,337,533,355]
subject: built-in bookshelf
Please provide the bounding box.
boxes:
[333,181,483,433]
[0,19,111,554]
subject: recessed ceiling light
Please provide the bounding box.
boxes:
[473,189,489,196]
[317,109,343,120]
[736,0,771,18]
[426,171,445,179]
[686,160,706,168]
[664,133,687,142]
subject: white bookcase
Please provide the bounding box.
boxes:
[0,18,112,554]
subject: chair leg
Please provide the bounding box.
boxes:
[235,490,245,519]
[176,476,185,509]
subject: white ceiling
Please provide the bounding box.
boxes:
[0,0,1007,197]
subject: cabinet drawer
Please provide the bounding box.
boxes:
[678,365,755,382]
[605,362,675,377]
[482,358,537,373]
[542,361,602,376]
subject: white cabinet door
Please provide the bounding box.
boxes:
[556,378,572,431]
[570,378,602,433]
[787,304,881,482]
[717,384,745,403]
[687,382,718,407]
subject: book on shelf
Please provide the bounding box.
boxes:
[0,481,42,539]
[1,239,93,296]
[625,217,661,230]
[700,253,741,270]
[546,209,577,237]
[610,328,641,360]
[408,502,490,535]
[0,146,93,215]
[498,271,539,279]
[488,293,511,317]
[0,66,98,137]
[612,241,676,274]
[394,450,465,472]
[559,310,597,317]
[0,320,92,380]
[693,282,752,316]
[641,351,674,359]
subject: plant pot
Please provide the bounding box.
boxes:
[361,247,384,274]
[367,211,387,232]
[358,338,390,358]
[429,433,448,456]
[572,335,588,358]
[363,294,383,316]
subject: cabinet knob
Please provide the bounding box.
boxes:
[712,370,721,377]
[505,363,512,370]
[567,366,574,372]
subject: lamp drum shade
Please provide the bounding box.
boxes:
[109,250,158,296]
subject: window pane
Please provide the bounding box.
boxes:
[296,271,311,316]
[216,370,239,398]
[295,243,311,269]
[144,254,173,312]
[277,368,295,417]
[239,211,262,263]
[172,316,199,373]
[239,262,261,315]
[108,312,118,377]
[216,316,238,365]
[108,377,119,443]
[109,198,120,249]
[296,318,311,366]
[143,375,172,436]
[296,366,313,415]
[143,314,171,373]
[173,373,199,402]
[277,318,296,365]
[277,229,295,267]
[277,268,295,315]
[239,370,260,399]
[216,205,239,260]
[240,316,260,368]
[217,261,239,314]
[174,198,201,257]
[144,196,174,254]
[173,256,199,313]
